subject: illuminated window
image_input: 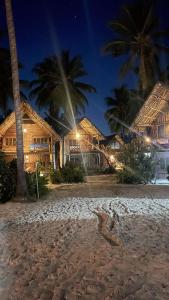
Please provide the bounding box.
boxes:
[6,138,16,146]
[69,139,80,151]
[33,137,48,144]
[69,140,80,147]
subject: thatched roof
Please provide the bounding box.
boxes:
[132,82,169,130]
[65,117,105,140]
[0,102,60,140]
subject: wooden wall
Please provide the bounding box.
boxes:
[151,112,169,139]
[64,126,99,156]
[2,122,50,153]
[1,122,52,171]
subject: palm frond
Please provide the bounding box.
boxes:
[109,21,132,36]
[104,40,129,56]
[75,82,96,93]
[119,53,137,78]
[155,44,169,53]
[122,5,138,33]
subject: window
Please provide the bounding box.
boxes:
[166,158,169,167]
[69,139,80,151]
[69,140,79,146]
[158,125,165,138]
[33,137,48,144]
[160,158,165,170]
[6,138,16,146]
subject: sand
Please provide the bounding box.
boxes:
[1,175,169,300]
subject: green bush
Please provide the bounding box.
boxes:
[0,153,17,203]
[26,171,48,199]
[167,166,169,181]
[50,161,85,184]
[118,169,143,184]
[117,137,156,184]
[62,162,85,183]
[103,165,116,174]
[0,154,48,202]
[50,168,64,184]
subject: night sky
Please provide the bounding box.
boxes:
[1,0,169,134]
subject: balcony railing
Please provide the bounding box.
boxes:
[30,143,49,151]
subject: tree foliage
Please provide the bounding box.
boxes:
[0,28,28,117]
[105,85,143,133]
[117,137,156,184]
[104,0,169,91]
[30,50,96,126]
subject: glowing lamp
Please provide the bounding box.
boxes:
[145,136,151,143]
[23,128,27,133]
[110,155,115,162]
[76,132,80,139]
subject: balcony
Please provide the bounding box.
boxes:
[30,143,49,152]
[69,145,80,152]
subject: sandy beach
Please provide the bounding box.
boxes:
[1,176,169,300]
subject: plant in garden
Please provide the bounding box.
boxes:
[117,137,156,184]
[26,171,48,199]
[50,166,64,184]
[0,153,16,202]
[166,166,169,181]
[50,161,85,184]
[0,155,48,202]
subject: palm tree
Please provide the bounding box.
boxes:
[104,0,169,91]
[0,30,27,117]
[5,0,27,199]
[30,50,96,126]
[105,85,142,134]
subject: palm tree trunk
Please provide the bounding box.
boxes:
[5,0,27,199]
[139,47,147,91]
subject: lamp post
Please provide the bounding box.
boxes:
[35,161,40,199]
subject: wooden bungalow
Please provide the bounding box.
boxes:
[61,117,107,170]
[132,82,169,179]
[0,102,60,172]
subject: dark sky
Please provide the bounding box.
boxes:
[1,0,169,134]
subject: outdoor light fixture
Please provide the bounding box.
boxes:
[23,128,27,133]
[76,132,80,139]
[26,155,28,159]
[110,155,115,162]
[145,136,151,143]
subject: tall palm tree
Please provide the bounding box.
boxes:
[0,31,27,117]
[0,29,12,115]
[105,85,142,134]
[5,0,27,199]
[104,0,169,91]
[30,50,96,126]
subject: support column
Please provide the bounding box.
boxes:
[53,143,56,169]
[49,136,53,164]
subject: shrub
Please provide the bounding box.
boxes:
[0,153,16,203]
[167,166,169,181]
[50,161,85,184]
[26,171,48,199]
[117,137,156,184]
[118,169,143,184]
[103,165,116,174]
[0,154,48,202]
[50,168,64,184]
[62,162,85,183]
